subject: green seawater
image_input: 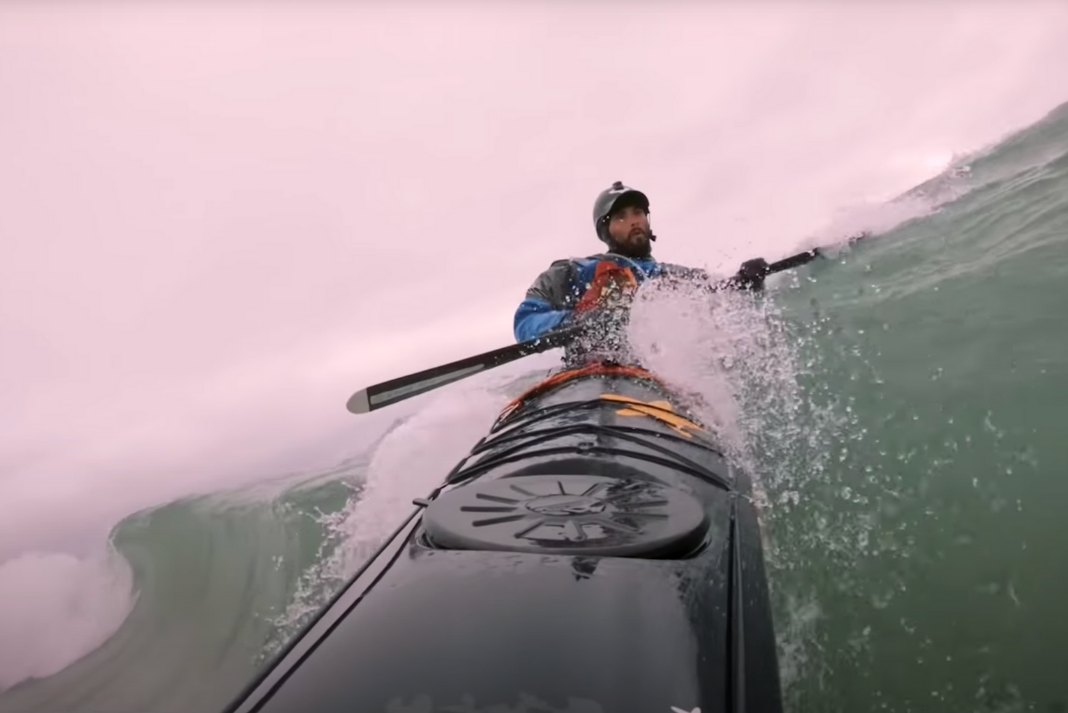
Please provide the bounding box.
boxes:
[760,103,1068,712]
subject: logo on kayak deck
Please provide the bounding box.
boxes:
[600,394,704,438]
[525,494,608,517]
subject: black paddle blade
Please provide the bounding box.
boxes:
[346,326,580,414]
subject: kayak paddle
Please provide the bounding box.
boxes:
[346,237,867,414]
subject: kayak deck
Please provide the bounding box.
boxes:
[224,365,782,713]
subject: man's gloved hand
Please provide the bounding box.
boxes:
[730,257,770,291]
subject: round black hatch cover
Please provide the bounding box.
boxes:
[422,475,709,557]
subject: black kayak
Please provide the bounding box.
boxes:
[223,362,783,713]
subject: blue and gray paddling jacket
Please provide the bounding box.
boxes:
[514,252,709,365]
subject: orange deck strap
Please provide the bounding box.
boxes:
[497,362,670,421]
[598,394,705,438]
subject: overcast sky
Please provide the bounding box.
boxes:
[3,2,1068,556]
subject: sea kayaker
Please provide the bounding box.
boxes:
[513,180,770,363]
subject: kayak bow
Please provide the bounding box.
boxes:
[225,362,783,713]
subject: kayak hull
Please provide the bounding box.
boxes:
[225,365,782,713]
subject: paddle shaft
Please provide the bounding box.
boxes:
[346,242,853,414]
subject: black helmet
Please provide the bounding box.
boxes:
[592,180,654,244]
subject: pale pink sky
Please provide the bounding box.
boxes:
[2,2,1068,557]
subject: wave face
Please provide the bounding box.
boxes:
[4,101,1068,713]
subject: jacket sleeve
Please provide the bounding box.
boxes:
[661,262,764,292]
[660,263,712,282]
[513,260,576,342]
